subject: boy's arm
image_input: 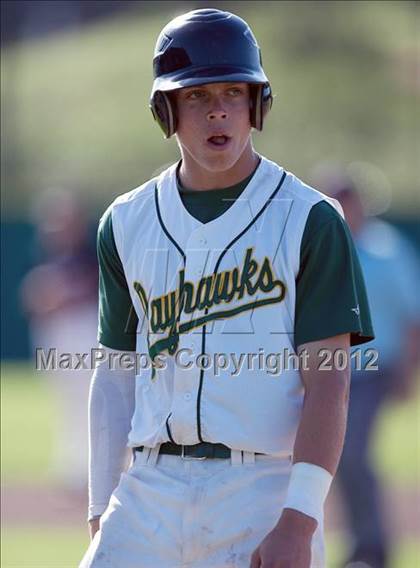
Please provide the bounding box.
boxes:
[251,201,374,567]
[89,205,139,539]
[293,333,350,475]
[250,333,350,568]
[88,345,136,539]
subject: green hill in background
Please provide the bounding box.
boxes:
[1,1,419,217]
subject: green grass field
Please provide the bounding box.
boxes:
[1,363,419,567]
[1,364,55,483]
[1,527,88,568]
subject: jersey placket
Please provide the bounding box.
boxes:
[169,227,211,444]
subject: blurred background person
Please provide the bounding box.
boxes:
[20,188,98,493]
[317,168,420,568]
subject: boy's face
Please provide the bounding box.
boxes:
[173,81,253,173]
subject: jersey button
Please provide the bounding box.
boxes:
[198,237,207,246]
[184,392,192,401]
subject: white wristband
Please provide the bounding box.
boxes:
[283,462,333,524]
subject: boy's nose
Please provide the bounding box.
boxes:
[207,109,228,121]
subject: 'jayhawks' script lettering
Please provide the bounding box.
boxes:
[134,247,286,359]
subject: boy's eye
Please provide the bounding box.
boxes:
[186,90,204,100]
[183,86,245,100]
[228,87,243,96]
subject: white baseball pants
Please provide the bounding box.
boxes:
[80,446,325,568]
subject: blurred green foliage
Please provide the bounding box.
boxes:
[1,1,419,218]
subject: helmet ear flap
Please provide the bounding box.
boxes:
[150,91,177,138]
[250,83,273,131]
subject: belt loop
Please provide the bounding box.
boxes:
[230,449,242,466]
[242,451,256,464]
[147,444,161,467]
[137,447,151,466]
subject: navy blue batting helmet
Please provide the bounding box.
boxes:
[150,9,273,138]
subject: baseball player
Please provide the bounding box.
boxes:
[80,8,374,568]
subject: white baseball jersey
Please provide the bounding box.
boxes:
[97,156,371,455]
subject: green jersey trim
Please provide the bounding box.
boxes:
[295,201,374,347]
[97,207,138,351]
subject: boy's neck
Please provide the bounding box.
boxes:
[178,146,260,191]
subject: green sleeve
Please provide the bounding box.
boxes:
[295,201,374,348]
[97,207,138,351]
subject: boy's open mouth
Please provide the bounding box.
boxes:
[207,135,231,147]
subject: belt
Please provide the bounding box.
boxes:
[135,441,232,460]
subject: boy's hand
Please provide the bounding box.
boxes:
[89,517,101,541]
[250,508,317,568]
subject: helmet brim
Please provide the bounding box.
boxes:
[152,64,269,94]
